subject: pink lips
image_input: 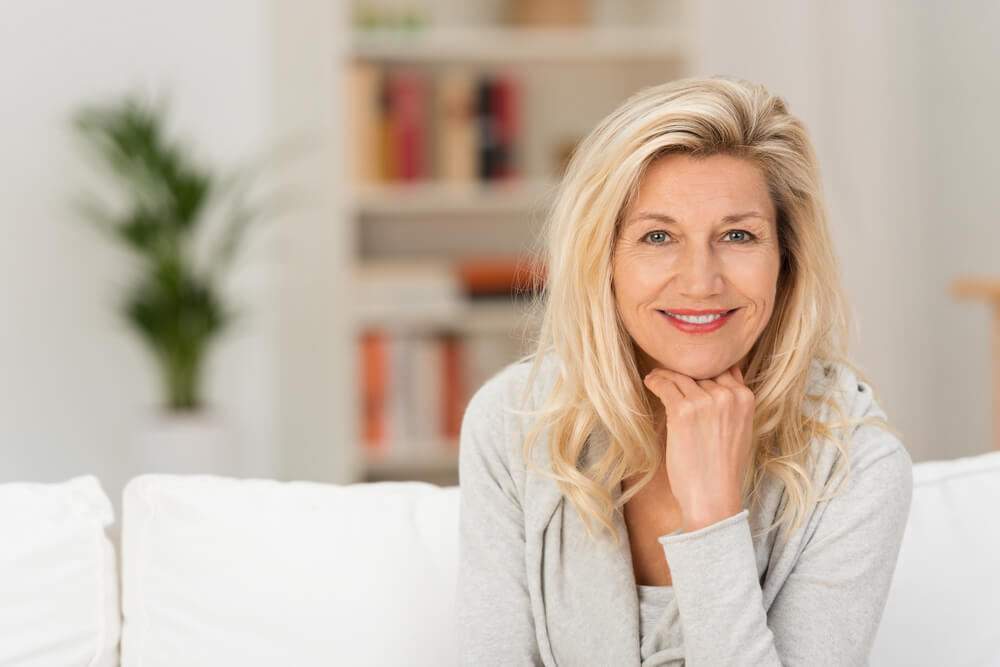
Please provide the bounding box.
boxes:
[658,308,738,334]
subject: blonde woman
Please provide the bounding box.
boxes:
[456,76,913,666]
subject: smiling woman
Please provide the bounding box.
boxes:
[456,76,913,666]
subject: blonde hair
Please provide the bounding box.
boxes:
[516,75,880,546]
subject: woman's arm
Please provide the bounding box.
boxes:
[456,384,542,666]
[657,435,913,666]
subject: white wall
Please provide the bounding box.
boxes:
[919,1,1000,462]
[692,0,996,461]
[0,1,353,504]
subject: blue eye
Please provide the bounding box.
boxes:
[725,230,754,243]
[643,231,669,244]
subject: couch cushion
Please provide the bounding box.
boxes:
[0,475,120,667]
[120,475,458,667]
[871,450,1000,666]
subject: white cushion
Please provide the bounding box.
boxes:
[0,475,120,667]
[120,475,459,667]
[872,450,1000,666]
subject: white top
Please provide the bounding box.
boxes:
[637,585,674,644]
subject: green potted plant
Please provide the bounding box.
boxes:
[73,94,271,473]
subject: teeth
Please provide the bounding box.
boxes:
[666,311,727,324]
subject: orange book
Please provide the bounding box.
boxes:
[361,332,388,451]
[441,335,464,445]
[455,255,547,297]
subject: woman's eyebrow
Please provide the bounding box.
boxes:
[625,210,768,229]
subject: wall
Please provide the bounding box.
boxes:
[692,0,996,461]
[0,1,352,505]
[919,1,1000,462]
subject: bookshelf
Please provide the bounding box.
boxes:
[343,0,693,485]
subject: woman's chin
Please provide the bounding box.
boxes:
[653,358,733,381]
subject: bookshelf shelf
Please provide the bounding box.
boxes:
[352,180,557,216]
[362,449,459,477]
[357,299,538,335]
[351,26,690,64]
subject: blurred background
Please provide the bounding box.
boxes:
[2,0,998,507]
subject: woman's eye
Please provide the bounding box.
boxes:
[724,230,754,243]
[643,231,669,244]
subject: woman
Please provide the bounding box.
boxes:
[456,76,912,666]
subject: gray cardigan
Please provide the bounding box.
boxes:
[456,356,913,666]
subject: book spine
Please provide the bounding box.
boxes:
[441,334,464,447]
[361,332,388,454]
[492,73,520,180]
[388,68,427,182]
[435,68,477,183]
[347,63,382,183]
[377,69,394,181]
[476,75,498,181]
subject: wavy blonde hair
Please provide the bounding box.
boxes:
[516,75,881,546]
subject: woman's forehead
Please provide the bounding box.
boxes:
[624,154,775,226]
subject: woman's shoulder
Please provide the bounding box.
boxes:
[805,359,888,425]
[464,353,559,423]
[803,359,911,477]
[458,354,559,490]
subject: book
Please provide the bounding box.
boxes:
[435,68,478,183]
[347,62,382,183]
[491,73,520,180]
[360,331,388,450]
[355,259,464,323]
[385,67,428,181]
[358,328,522,462]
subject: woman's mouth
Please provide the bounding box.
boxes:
[658,308,739,334]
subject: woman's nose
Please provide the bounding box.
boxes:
[676,244,724,297]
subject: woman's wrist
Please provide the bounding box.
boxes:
[680,498,744,533]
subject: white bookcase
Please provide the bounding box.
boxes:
[341,0,694,485]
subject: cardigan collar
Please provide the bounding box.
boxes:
[522,425,643,666]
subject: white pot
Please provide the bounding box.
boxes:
[136,409,235,475]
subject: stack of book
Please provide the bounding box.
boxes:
[360,329,524,460]
[355,260,464,322]
[349,63,521,183]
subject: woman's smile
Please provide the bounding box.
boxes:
[658,307,740,333]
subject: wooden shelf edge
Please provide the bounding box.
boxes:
[362,450,460,475]
[355,300,540,335]
[350,180,558,216]
[953,277,1000,301]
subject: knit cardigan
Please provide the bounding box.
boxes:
[456,356,913,666]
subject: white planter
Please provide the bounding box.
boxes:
[135,409,235,476]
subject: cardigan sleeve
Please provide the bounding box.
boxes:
[455,383,542,666]
[657,437,913,667]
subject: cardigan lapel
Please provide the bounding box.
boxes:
[523,426,642,666]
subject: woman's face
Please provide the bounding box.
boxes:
[612,153,782,380]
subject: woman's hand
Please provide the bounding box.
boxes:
[643,364,754,533]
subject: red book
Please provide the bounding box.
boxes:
[491,73,520,180]
[387,68,427,181]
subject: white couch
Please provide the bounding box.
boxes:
[2,451,999,667]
